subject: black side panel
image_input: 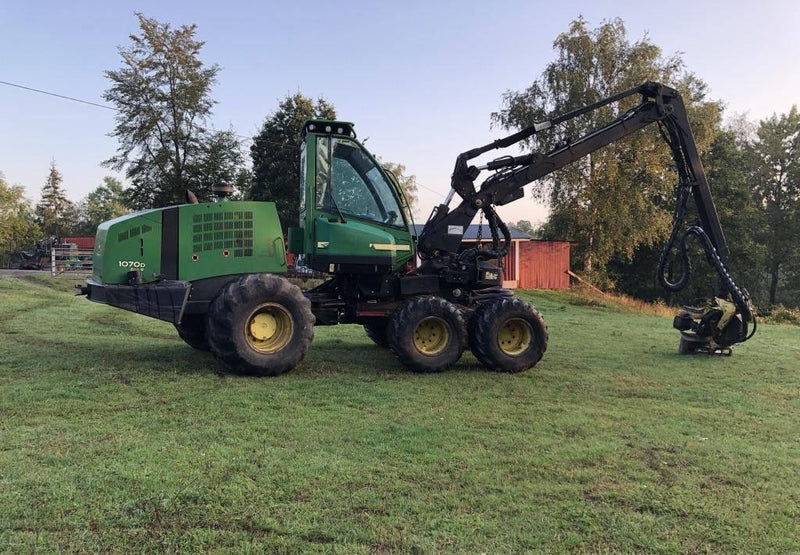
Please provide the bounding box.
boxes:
[308,253,392,274]
[86,278,189,323]
[161,207,179,279]
[399,275,439,296]
[182,275,240,314]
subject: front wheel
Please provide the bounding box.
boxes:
[387,296,467,373]
[206,274,314,376]
[469,298,548,372]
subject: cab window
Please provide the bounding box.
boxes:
[316,136,404,227]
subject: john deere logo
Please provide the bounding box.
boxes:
[118,260,146,269]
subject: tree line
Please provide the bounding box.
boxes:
[2,14,797,312]
[0,165,130,266]
[102,14,417,221]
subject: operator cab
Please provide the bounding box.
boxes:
[289,120,414,274]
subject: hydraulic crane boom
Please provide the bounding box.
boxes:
[418,81,754,353]
[420,82,726,258]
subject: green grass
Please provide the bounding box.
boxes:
[1,275,798,553]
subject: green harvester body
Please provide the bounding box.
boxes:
[92,201,288,286]
[84,120,420,331]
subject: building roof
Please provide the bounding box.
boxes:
[410,223,530,240]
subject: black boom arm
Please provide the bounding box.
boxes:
[418,82,754,333]
[418,82,728,261]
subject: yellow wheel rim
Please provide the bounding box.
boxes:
[497,318,533,356]
[413,317,450,356]
[246,304,293,354]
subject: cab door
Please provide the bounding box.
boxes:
[308,134,413,273]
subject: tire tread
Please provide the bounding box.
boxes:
[469,297,548,372]
[206,274,314,376]
[387,296,467,373]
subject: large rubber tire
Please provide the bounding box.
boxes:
[364,320,390,348]
[206,274,314,376]
[469,297,548,372]
[387,296,467,373]
[174,315,210,351]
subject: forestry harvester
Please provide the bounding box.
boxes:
[80,82,755,375]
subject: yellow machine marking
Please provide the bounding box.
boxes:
[369,243,411,252]
[715,297,737,330]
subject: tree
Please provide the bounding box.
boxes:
[698,129,766,304]
[77,177,130,234]
[380,160,418,214]
[0,172,41,265]
[190,129,252,199]
[492,17,721,274]
[104,13,220,209]
[250,93,336,228]
[750,107,800,305]
[35,160,76,237]
[611,129,767,305]
[510,220,535,236]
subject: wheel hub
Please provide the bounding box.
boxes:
[246,304,293,353]
[250,312,277,340]
[413,317,450,356]
[497,318,533,356]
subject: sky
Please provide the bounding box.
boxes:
[1,0,799,226]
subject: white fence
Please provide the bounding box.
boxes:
[51,246,93,276]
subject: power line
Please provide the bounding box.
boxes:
[1,78,262,149]
[0,79,116,111]
[416,182,447,198]
[1,78,447,193]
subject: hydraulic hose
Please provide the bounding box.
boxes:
[657,185,755,336]
[456,205,512,263]
[657,184,692,293]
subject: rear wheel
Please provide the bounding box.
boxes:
[206,274,314,376]
[469,298,547,372]
[387,296,467,373]
[174,314,210,351]
[363,320,390,348]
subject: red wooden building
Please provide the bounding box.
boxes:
[412,224,570,290]
[517,240,570,289]
[61,236,95,249]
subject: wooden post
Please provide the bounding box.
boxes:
[566,270,607,296]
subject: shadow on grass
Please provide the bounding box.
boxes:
[2,334,223,379]
[6,314,544,382]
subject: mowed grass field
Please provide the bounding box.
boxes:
[0,275,798,553]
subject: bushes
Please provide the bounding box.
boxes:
[761,304,800,326]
